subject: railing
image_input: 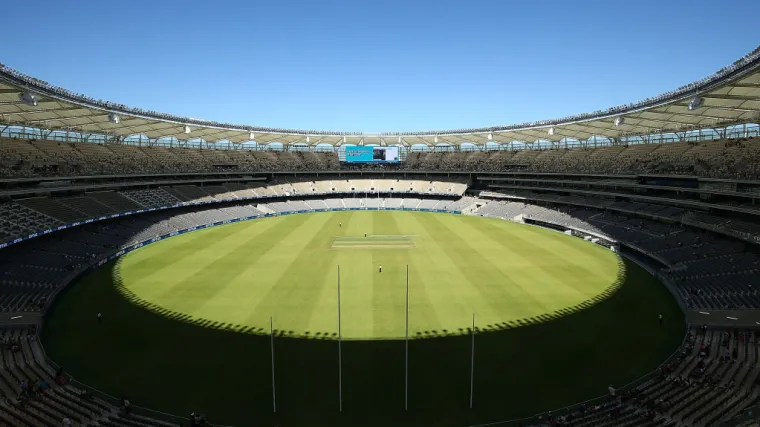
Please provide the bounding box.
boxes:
[0,188,466,250]
[2,123,760,150]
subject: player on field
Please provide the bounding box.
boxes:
[339,222,342,228]
[379,264,382,273]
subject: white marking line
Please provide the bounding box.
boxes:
[10,316,22,320]
[727,316,738,320]
[698,311,710,315]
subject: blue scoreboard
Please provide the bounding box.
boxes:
[344,147,399,163]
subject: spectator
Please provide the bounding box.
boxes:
[122,396,132,415]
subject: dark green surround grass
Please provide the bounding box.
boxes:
[42,214,684,427]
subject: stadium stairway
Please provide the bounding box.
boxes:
[530,328,760,427]
[0,327,181,427]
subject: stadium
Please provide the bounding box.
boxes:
[1,20,760,427]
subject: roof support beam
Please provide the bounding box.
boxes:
[11,105,89,116]
[498,130,543,142]
[0,99,57,106]
[194,128,233,143]
[649,108,754,121]
[730,82,760,89]
[115,119,167,136]
[629,116,699,129]
[610,120,664,132]
[566,122,619,137]
[700,94,760,101]
[632,112,707,127]
[698,105,760,113]
[15,111,108,125]
[554,127,594,140]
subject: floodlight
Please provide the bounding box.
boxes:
[548,127,555,136]
[184,125,191,134]
[688,96,703,111]
[108,113,120,124]
[249,132,255,140]
[487,132,493,140]
[20,91,38,106]
[614,116,624,126]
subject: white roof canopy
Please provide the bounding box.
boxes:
[1,45,759,146]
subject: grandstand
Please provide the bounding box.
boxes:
[0,46,760,427]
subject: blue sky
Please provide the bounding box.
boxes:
[1,0,759,133]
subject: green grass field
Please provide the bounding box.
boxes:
[43,211,685,427]
[116,211,621,339]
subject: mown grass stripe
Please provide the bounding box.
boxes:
[245,212,340,331]
[44,211,686,427]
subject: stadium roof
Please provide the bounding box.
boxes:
[1,45,760,147]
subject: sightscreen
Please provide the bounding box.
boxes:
[344,146,399,163]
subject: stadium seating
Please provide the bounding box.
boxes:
[522,327,760,427]
[471,198,760,311]
[6,134,760,425]
[0,326,182,427]
[0,194,469,313]
[6,136,760,179]
[8,186,760,317]
[0,179,469,245]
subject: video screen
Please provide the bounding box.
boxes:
[344,146,399,163]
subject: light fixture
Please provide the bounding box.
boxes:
[184,125,191,134]
[488,132,493,140]
[548,127,555,136]
[108,113,120,124]
[20,91,38,106]
[249,132,255,140]
[688,96,703,111]
[614,116,624,126]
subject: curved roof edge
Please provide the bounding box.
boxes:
[1,45,759,137]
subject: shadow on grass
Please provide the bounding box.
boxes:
[109,257,630,341]
[42,258,684,427]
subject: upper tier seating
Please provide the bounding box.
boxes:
[4,136,760,179]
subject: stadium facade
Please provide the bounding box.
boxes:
[0,46,760,427]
